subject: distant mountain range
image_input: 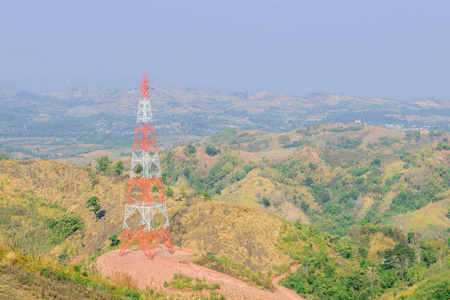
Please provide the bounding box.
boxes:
[0,84,448,143]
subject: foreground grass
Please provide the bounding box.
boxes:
[193,252,275,292]
[164,273,221,292]
[0,241,168,300]
[0,239,233,300]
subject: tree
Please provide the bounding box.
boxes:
[86,196,101,221]
[304,177,314,187]
[134,164,143,175]
[371,158,381,166]
[429,239,448,270]
[278,135,291,147]
[200,189,211,201]
[88,171,99,188]
[183,144,196,157]
[365,267,379,295]
[307,163,317,172]
[108,234,121,247]
[405,131,421,143]
[383,244,416,277]
[165,186,174,197]
[261,197,271,207]
[112,161,124,175]
[407,232,415,244]
[432,281,450,300]
[175,225,187,250]
[96,156,111,173]
[0,153,12,161]
[205,145,218,156]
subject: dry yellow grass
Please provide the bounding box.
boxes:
[0,159,128,257]
[355,125,405,146]
[257,147,297,161]
[356,196,374,220]
[394,198,450,239]
[4,251,20,265]
[218,168,275,205]
[0,159,291,273]
[367,232,396,262]
[109,272,139,289]
[215,168,306,222]
[229,149,262,164]
[170,201,291,273]
[292,146,322,164]
[383,161,405,180]
[378,190,397,215]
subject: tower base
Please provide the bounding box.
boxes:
[120,226,174,260]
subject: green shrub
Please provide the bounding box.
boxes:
[206,145,218,156]
[46,215,84,245]
[108,235,120,247]
[194,253,275,291]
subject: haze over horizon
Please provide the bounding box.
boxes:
[1,0,449,100]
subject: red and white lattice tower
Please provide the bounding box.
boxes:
[120,70,174,259]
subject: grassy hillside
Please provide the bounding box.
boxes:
[0,236,167,299]
[163,124,449,239]
[0,123,448,299]
[171,201,291,272]
[0,159,294,275]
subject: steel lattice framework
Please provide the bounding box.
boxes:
[120,70,174,259]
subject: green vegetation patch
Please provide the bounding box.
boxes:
[0,193,84,254]
[164,273,220,291]
[278,221,450,300]
[0,243,167,300]
[46,215,84,245]
[193,252,275,292]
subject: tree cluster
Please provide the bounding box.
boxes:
[95,156,124,175]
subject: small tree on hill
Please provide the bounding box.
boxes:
[87,196,101,221]
[200,189,211,201]
[183,144,196,157]
[261,197,271,207]
[371,158,381,166]
[134,164,143,175]
[108,234,121,247]
[112,161,124,175]
[96,156,112,173]
[205,145,218,156]
[278,135,291,147]
[165,186,174,197]
[0,153,12,161]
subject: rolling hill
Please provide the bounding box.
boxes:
[0,123,449,299]
[1,84,449,163]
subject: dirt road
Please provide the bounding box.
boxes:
[97,248,304,300]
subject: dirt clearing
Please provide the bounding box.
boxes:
[97,248,304,300]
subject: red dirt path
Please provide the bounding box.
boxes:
[97,248,304,300]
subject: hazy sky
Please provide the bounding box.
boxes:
[1,0,449,99]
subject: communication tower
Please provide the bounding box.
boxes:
[120,70,174,259]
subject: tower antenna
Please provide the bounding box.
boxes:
[120,71,174,259]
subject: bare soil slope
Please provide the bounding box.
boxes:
[97,249,304,300]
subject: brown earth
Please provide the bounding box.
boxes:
[97,248,304,300]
